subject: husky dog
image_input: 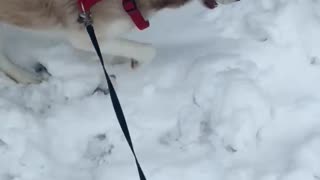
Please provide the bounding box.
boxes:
[0,0,238,84]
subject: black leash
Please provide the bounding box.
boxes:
[82,19,147,180]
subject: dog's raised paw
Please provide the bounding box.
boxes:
[135,46,156,65]
[113,46,156,69]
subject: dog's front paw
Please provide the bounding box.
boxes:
[107,42,156,69]
[137,46,156,64]
[131,46,156,69]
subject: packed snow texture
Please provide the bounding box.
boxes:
[1,0,320,180]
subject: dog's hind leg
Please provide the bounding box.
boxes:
[0,54,47,84]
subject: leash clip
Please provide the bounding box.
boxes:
[78,12,93,26]
[77,1,93,26]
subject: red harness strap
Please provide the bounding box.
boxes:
[77,0,102,13]
[77,0,149,30]
[122,0,149,30]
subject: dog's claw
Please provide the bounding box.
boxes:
[131,59,139,69]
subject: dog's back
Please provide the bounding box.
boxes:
[0,0,84,32]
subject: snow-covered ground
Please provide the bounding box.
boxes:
[1,0,320,180]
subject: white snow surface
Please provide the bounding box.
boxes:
[1,0,320,180]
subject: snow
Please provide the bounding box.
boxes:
[1,0,320,180]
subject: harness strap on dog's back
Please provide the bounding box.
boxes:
[77,0,149,30]
[77,0,102,13]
